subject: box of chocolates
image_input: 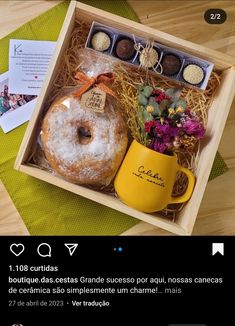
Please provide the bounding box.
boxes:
[86,22,214,90]
[15,1,235,235]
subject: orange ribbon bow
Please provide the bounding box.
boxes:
[73,72,117,98]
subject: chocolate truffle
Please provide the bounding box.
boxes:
[139,48,159,68]
[161,54,181,76]
[115,38,135,60]
[182,64,205,85]
[91,31,111,52]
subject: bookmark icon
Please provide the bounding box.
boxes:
[64,243,78,256]
[212,243,224,256]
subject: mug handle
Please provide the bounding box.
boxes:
[170,166,195,204]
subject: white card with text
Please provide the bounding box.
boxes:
[8,39,56,95]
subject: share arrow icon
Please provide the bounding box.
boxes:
[64,243,78,256]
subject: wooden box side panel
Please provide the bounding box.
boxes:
[15,1,77,169]
[18,164,186,235]
[75,2,235,70]
[177,67,235,234]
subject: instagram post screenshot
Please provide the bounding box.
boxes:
[0,0,234,325]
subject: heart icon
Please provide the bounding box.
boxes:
[10,243,25,257]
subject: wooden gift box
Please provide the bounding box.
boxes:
[15,1,235,235]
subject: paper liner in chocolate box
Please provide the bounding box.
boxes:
[39,49,128,188]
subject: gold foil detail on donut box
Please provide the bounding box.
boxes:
[80,87,106,113]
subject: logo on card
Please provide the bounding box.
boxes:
[14,44,23,56]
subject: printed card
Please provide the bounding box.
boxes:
[8,39,56,95]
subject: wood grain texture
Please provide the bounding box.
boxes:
[128,1,235,55]
[0,0,63,39]
[0,181,29,235]
[0,0,235,235]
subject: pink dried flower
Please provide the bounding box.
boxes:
[152,89,170,103]
[144,120,158,133]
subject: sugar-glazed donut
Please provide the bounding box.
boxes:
[41,93,128,186]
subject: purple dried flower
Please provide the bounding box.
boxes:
[153,139,167,153]
[182,119,205,138]
[154,121,179,137]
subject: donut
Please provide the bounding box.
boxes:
[41,93,128,186]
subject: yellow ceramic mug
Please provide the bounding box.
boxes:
[114,140,195,213]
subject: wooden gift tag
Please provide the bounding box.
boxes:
[80,87,106,113]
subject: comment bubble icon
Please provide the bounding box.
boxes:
[37,243,52,258]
